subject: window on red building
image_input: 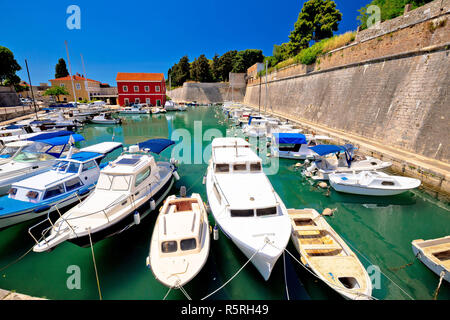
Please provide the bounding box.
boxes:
[144,86,149,92]
[155,86,160,92]
[134,86,139,92]
[123,85,128,92]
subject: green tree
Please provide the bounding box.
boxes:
[0,46,21,86]
[190,54,212,82]
[55,58,69,78]
[43,86,69,102]
[357,0,433,30]
[211,53,220,81]
[232,49,264,73]
[171,55,190,86]
[217,50,237,81]
[288,0,342,55]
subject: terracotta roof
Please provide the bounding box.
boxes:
[116,72,165,81]
[49,75,101,83]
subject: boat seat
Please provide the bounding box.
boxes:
[301,244,342,251]
[294,226,325,232]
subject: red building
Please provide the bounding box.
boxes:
[116,72,166,106]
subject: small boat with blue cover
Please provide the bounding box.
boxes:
[0,141,122,229]
[305,144,392,181]
[32,139,180,251]
[0,132,85,195]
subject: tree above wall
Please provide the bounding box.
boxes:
[0,46,21,86]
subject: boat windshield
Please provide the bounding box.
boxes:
[0,146,19,157]
[14,152,55,162]
[97,173,132,191]
[53,160,81,173]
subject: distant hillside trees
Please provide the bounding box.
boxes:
[168,49,264,87]
[55,58,69,78]
[0,46,21,86]
[357,0,434,30]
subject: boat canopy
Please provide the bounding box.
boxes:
[309,144,353,156]
[34,134,85,146]
[273,133,307,145]
[80,142,123,155]
[26,130,75,141]
[68,151,103,162]
[138,139,175,154]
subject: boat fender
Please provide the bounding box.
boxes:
[34,205,51,214]
[318,182,328,189]
[150,199,156,211]
[146,256,150,269]
[322,208,336,216]
[266,153,271,158]
[78,186,91,196]
[213,225,219,241]
[202,176,206,185]
[134,211,141,225]
[180,186,187,197]
[173,171,180,181]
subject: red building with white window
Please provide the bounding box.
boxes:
[116,72,166,106]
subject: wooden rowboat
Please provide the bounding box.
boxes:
[412,236,450,283]
[288,208,373,300]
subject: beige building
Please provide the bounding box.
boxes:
[49,74,103,102]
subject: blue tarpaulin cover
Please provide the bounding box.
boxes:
[274,133,307,145]
[138,139,175,154]
[309,144,347,156]
[26,130,75,141]
[67,151,102,162]
[34,134,85,146]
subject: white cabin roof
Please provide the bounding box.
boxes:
[160,211,198,241]
[4,140,34,148]
[80,142,122,154]
[212,138,260,164]
[13,170,77,190]
[102,153,153,175]
[216,173,278,209]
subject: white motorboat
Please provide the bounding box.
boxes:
[305,145,392,180]
[90,113,121,125]
[288,208,373,300]
[147,193,210,288]
[205,138,291,280]
[119,104,149,114]
[0,133,85,195]
[329,171,421,196]
[164,101,186,111]
[1,142,122,230]
[412,236,450,283]
[32,139,179,251]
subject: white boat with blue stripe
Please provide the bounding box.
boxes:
[0,141,122,230]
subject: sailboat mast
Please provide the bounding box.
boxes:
[64,40,77,104]
[80,53,90,101]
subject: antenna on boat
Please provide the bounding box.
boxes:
[67,134,75,159]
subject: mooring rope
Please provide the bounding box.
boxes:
[433,271,446,300]
[163,287,172,300]
[342,237,414,300]
[200,239,269,301]
[88,227,102,300]
[283,251,290,301]
[280,245,378,300]
[178,284,192,300]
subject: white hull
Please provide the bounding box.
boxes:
[412,237,450,283]
[90,119,120,124]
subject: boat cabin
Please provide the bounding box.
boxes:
[158,198,205,257]
[8,151,102,203]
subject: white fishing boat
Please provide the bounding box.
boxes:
[32,139,179,251]
[90,113,121,125]
[305,145,392,180]
[329,171,421,196]
[205,138,291,280]
[0,133,85,195]
[147,192,210,288]
[288,208,373,300]
[412,236,450,283]
[1,142,122,230]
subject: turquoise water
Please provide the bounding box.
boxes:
[0,106,448,300]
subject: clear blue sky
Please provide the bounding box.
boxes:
[1,0,370,86]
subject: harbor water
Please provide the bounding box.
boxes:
[0,106,448,300]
